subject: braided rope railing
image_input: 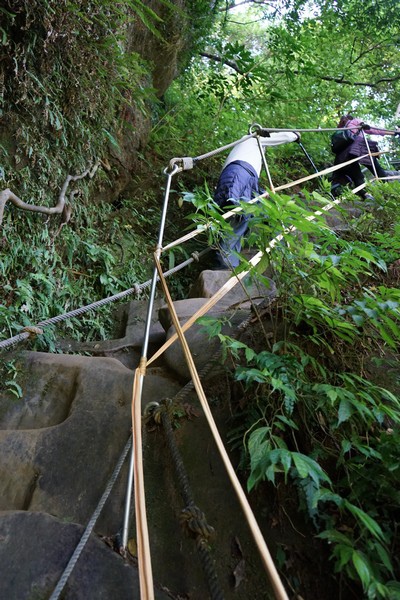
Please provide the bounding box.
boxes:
[0,248,211,352]
[49,435,132,600]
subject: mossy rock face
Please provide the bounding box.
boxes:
[0,0,209,207]
[129,0,187,97]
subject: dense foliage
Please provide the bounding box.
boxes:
[193,181,400,598]
[152,0,400,167]
[0,0,217,344]
[1,0,153,194]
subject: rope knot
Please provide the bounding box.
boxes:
[138,356,147,376]
[161,397,176,418]
[180,504,215,544]
[143,398,175,425]
[191,251,200,262]
[22,326,43,338]
[143,401,163,425]
[133,283,141,296]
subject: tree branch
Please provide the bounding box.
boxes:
[318,73,400,88]
[219,0,276,11]
[350,40,392,67]
[274,68,400,88]
[0,162,101,225]
[201,51,400,89]
[200,51,244,74]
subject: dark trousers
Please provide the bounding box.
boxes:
[210,161,259,269]
[331,157,392,197]
[210,213,251,269]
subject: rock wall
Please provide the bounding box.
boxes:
[129,0,188,97]
[102,0,195,202]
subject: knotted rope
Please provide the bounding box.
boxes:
[146,399,223,600]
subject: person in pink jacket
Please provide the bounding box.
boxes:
[331,114,399,200]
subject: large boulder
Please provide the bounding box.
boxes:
[0,352,180,527]
[189,269,276,309]
[157,270,277,380]
[0,511,170,600]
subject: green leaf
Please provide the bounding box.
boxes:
[273,448,292,480]
[318,529,353,545]
[292,452,331,485]
[248,427,270,457]
[245,346,256,362]
[265,464,276,483]
[352,550,371,589]
[102,128,120,149]
[351,314,364,326]
[374,542,394,574]
[312,487,343,509]
[341,439,352,454]
[275,414,299,430]
[345,502,386,543]
[334,544,353,570]
[337,398,353,424]
[5,380,23,398]
[247,470,259,492]
[386,581,400,597]
[292,453,309,478]
[254,251,271,276]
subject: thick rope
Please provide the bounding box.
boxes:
[153,401,224,600]
[152,254,289,600]
[131,366,154,600]
[0,249,211,352]
[49,435,132,600]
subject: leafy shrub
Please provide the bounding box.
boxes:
[0,192,158,349]
[194,182,400,598]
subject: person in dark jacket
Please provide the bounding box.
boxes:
[211,132,299,269]
[331,114,399,200]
